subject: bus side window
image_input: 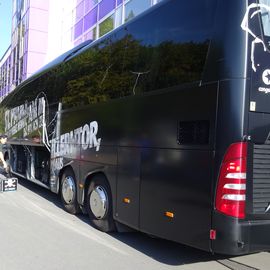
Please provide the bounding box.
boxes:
[122,0,216,93]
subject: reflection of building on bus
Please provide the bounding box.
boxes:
[2,0,270,255]
[0,0,164,102]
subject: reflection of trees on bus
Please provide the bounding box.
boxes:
[58,35,209,108]
[0,33,208,140]
[0,107,6,134]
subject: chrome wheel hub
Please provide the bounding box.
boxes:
[62,176,75,204]
[90,186,108,219]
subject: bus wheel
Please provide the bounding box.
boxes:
[86,175,115,232]
[60,168,80,214]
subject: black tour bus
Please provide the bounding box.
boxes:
[1,0,270,255]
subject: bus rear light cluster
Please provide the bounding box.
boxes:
[215,142,247,219]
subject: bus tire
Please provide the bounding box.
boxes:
[60,168,80,214]
[86,175,115,232]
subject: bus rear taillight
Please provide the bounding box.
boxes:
[215,142,247,219]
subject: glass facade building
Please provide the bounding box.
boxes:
[0,47,12,100]
[72,0,162,46]
[0,0,163,100]
[0,0,49,100]
[11,0,49,84]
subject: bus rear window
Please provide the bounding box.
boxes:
[259,0,270,37]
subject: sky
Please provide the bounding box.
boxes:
[0,1,12,59]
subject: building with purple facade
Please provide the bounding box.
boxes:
[0,46,12,100]
[0,0,163,101]
[72,0,162,46]
[0,0,49,101]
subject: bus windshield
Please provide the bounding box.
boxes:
[259,0,270,37]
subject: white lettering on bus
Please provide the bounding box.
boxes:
[4,97,45,137]
[258,87,270,94]
[241,3,270,72]
[51,121,101,158]
[51,157,64,171]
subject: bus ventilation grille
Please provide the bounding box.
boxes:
[253,144,270,214]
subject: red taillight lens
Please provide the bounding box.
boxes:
[215,142,247,219]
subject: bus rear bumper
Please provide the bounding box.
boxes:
[212,212,270,255]
[248,220,270,253]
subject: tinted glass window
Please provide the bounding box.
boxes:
[123,0,216,94]
[1,73,60,139]
[60,0,216,109]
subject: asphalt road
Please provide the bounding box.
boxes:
[0,178,270,270]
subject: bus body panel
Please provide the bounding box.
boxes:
[140,148,214,251]
[212,212,270,255]
[4,0,270,255]
[210,0,270,255]
[58,82,218,242]
[116,147,141,229]
[244,0,270,234]
[211,213,251,254]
